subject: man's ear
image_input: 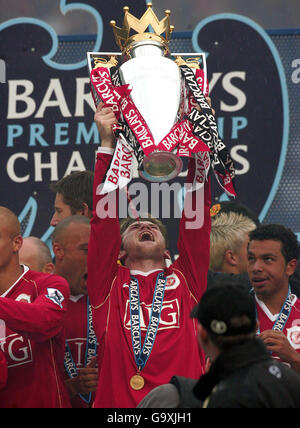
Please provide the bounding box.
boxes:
[224,249,237,267]
[42,263,55,274]
[196,322,209,345]
[286,258,298,277]
[118,249,127,265]
[82,203,91,218]
[52,242,64,261]
[13,235,23,253]
[164,250,171,261]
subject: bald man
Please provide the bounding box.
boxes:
[52,216,98,408]
[19,237,54,274]
[0,206,71,408]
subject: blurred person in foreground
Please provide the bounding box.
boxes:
[190,283,300,408]
[138,281,300,408]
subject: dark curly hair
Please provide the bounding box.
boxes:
[50,171,94,214]
[249,224,300,263]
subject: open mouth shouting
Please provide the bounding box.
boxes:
[138,231,155,242]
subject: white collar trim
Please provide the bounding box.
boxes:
[255,293,297,322]
[130,268,162,277]
[69,294,85,303]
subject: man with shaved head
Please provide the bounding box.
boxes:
[52,215,98,408]
[0,206,71,408]
[19,236,54,273]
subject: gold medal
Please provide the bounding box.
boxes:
[130,374,145,390]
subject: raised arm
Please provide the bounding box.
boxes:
[87,103,121,308]
[173,159,211,301]
[0,274,69,343]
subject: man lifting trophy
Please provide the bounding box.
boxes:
[87,3,237,408]
[87,3,236,197]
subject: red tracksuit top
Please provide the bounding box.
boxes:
[88,152,211,408]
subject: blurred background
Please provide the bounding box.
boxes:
[0,0,299,35]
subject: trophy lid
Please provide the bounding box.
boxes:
[110,3,174,56]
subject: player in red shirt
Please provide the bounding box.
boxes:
[87,103,211,408]
[52,215,98,408]
[247,223,300,373]
[0,206,71,408]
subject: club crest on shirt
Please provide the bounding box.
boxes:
[123,273,180,291]
[165,273,180,291]
[287,325,300,350]
[45,288,64,308]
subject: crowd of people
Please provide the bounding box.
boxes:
[1,101,300,408]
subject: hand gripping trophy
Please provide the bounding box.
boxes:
[87,3,236,197]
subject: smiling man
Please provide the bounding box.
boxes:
[87,102,211,408]
[247,224,300,374]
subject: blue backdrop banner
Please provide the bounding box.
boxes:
[0,7,299,256]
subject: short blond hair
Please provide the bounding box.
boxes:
[210,211,256,272]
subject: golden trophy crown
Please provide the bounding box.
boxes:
[110,3,175,55]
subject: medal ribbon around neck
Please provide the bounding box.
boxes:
[64,297,97,405]
[129,272,167,375]
[252,285,295,336]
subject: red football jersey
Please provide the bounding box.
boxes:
[0,350,7,390]
[64,295,97,408]
[88,152,211,408]
[0,266,71,408]
[256,294,300,364]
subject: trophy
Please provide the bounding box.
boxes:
[87,3,236,197]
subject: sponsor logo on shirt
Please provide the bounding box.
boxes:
[66,338,87,368]
[124,299,180,331]
[0,333,33,368]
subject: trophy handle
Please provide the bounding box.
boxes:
[87,52,122,74]
[172,53,208,96]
